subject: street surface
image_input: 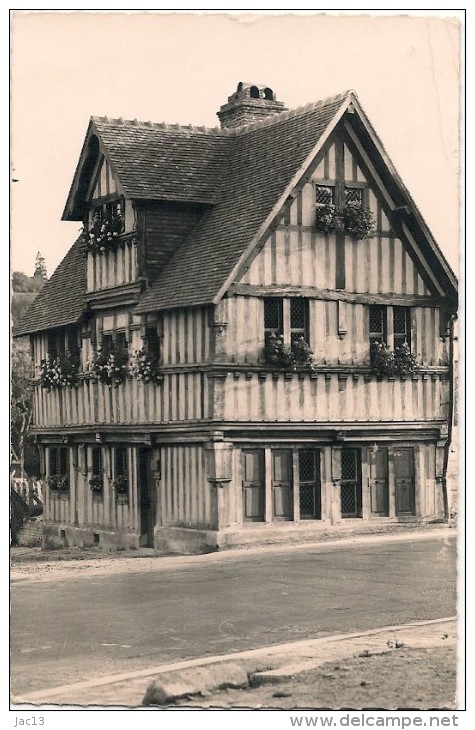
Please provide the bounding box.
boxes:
[11,535,456,696]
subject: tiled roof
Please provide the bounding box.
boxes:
[91,118,231,205]
[14,237,86,336]
[135,93,348,312]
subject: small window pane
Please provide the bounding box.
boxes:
[369,305,385,338]
[393,307,408,335]
[290,299,306,329]
[50,447,58,474]
[59,448,68,475]
[116,446,127,476]
[393,307,411,350]
[345,187,362,205]
[92,447,102,475]
[146,327,160,357]
[101,334,113,355]
[115,332,128,354]
[315,185,334,205]
[264,298,283,334]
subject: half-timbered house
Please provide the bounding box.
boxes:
[16,83,458,552]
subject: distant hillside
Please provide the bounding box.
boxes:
[12,292,39,328]
[11,270,47,328]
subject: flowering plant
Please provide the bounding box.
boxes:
[315,202,374,240]
[342,201,375,240]
[393,342,419,375]
[264,332,316,371]
[315,204,344,234]
[129,349,163,385]
[112,474,128,496]
[39,352,79,391]
[291,335,317,370]
[88,349,129,386]
[47,474,69,492]
[370,341,418,376]
[89,473,103,494]
[83,205,124,255]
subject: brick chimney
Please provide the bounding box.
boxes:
[217,82,288,129]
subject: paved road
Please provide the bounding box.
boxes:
[11,535,456,696]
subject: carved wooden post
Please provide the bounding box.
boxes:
[205,434,233,532]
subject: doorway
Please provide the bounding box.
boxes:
[370,447,389,516]
[394,447,415,515]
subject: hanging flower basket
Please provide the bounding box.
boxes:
[394,342,419,375]
[88,349,129,386]
[39,352,79,391]
[129,349,163,385]
[342,201,375,240]
[112,474,129,496]
[370,341,419,376]
[263,332,317,372]
[315,204,344,234]
[82,206,124,255]
[89,473,103,494]
[47,474,69,493]
[315,202,374,239]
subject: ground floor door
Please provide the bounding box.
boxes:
[272,449,293,520]
[298,450,321,519]
[394,447,415,515]
[340,448,362,518]
[370,446,389,516]
[242,449,265,522]
[138,448,155,546]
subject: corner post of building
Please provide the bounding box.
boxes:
[210,300,229,364]
[205,432,233,531]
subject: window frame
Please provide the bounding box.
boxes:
[368,305,412,353]
[263,297,310,350]
[115,445,128,478]
[314,183,335,207]
[49,446,69,477]
[145,324,161,359]
[91,446,102,476]
[90,196,125,233]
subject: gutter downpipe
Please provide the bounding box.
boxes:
[442,313,457,521]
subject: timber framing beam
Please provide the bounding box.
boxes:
[229,282,446,308]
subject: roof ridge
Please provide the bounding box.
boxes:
[90,91,354,138]
[92,115,223,136]
[229,89,354,135]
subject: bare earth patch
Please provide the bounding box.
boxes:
[173,646,457,710]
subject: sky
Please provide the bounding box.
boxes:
[10,10,461,278]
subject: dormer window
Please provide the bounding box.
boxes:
[90,197,125,233]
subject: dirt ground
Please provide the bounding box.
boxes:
[171,646,458,710]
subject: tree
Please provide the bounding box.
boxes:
[11,340,39,478]
[33,251,47,281]
[12,271,45,294]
